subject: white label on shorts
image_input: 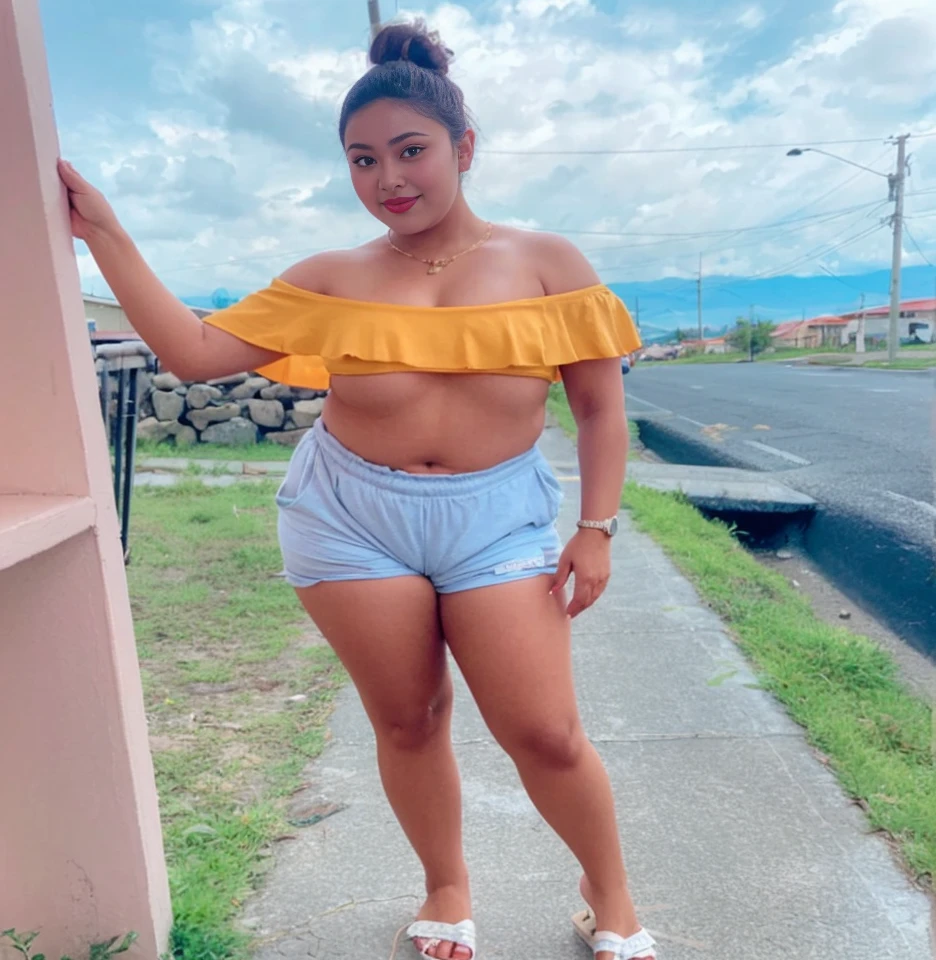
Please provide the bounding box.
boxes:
[494,556,547,576]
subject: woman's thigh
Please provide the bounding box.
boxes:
[439,577,583,761]
[296,576,450,735]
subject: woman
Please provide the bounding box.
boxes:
[59,20,653,960]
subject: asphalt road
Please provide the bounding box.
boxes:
[625,361,935,649]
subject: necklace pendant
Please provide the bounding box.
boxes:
[427,262,444,275]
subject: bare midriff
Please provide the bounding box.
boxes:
[323,370,550,474]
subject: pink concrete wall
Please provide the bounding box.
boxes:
[0,0,172,955]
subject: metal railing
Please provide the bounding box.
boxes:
[95,342,154,562]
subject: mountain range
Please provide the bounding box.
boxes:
[180,265,936,345]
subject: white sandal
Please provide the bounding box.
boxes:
[572,906,656,959]
[389,918,476,960]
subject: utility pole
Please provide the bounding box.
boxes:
[856,293,866,354]
[887,133,910,362]
[697,253,703,342]
[368,0,382,41]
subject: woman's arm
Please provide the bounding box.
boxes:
[60,161,284,382]
[534,232,630,617]
[563,357,629,525]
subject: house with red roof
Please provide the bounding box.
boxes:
[839,298,934,344]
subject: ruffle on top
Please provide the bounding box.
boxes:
[202,278,642,389]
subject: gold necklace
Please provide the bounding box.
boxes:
[387,222,494,275]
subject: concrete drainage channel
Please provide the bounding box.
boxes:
[633,415,936,660]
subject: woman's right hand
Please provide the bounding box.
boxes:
[57,159,122,243]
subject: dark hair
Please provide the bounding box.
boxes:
[339,21,469,146]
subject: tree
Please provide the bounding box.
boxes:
[726,317,775,357]
[674,327,691,343]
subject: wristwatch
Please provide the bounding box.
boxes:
[577,517,619,537]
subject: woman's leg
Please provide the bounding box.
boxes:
[297,577,472,960]
[440,576,650,960]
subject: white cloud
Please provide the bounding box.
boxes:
[737,6,765,30]
[514,0,591,19]
[65,0,936,299]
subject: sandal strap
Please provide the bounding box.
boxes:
[592,927,656,958]
[406,919,476,956]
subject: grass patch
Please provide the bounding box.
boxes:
[666,346,853,365]
[863,358,936,370]
[128,480,347,957]
[136,439,295,462]
[549,384,936,890]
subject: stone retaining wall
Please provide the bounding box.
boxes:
[134,370,326,447]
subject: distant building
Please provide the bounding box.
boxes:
[806,314,851,348]
[83,294,213,338]
[839,298,934,344]
[680,336,728,354]
[771,320,819,349]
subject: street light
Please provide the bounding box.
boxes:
[787,138,910,362]
[786,147,891,181]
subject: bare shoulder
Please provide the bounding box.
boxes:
[278,241,382,295]
[502,227,602,296]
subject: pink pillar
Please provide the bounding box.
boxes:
[0,1,171,956]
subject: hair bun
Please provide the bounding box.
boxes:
[370,20,454,75]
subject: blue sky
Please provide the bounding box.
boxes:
[41,0,936,328]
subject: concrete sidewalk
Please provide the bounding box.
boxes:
[240,423,932,959]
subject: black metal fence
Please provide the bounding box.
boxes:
[95,342,154,563]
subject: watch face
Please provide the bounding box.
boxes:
[609,516,619,536]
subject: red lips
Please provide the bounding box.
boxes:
[383,196,420,214]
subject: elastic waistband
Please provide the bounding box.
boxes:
[310,418,546,496]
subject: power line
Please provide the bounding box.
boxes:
[572,199,885,242]
[903,224,935,268]
[588,200,887,265]
[481,131,936,157]
[817,264,866,293]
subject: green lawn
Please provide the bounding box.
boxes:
[128,480,346,959]
[549,384,936,892]
[136,439,296,462]
[863,358,936,370]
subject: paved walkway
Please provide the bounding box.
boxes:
[231,424,930,959]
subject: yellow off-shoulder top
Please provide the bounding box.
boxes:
[202,278,641,390]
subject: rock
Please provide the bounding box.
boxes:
[776,550,794,561]
[187,383,224,409]
[247,398,285,428]
[188,402,241,432]
[294,388,325,400]
[266,428,310,446]
[839,609,852,620]
[291,398,325,428]
[137,417,173,443]
[172,424,198,447]
[791,579,801,589]
[137,372,153,398]
[229,376,271,400]
[207,372,249,387]
[152,389,185,422]
[201,417,257,445]
[152,372,182,391]
[286,694,308,703]
[260,383,295,401]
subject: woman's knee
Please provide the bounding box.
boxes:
[374,671,454,751]
[499,716,587,770]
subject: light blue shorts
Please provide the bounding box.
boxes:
[275,419,564,593]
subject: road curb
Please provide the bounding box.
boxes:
[631,413,936,657]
